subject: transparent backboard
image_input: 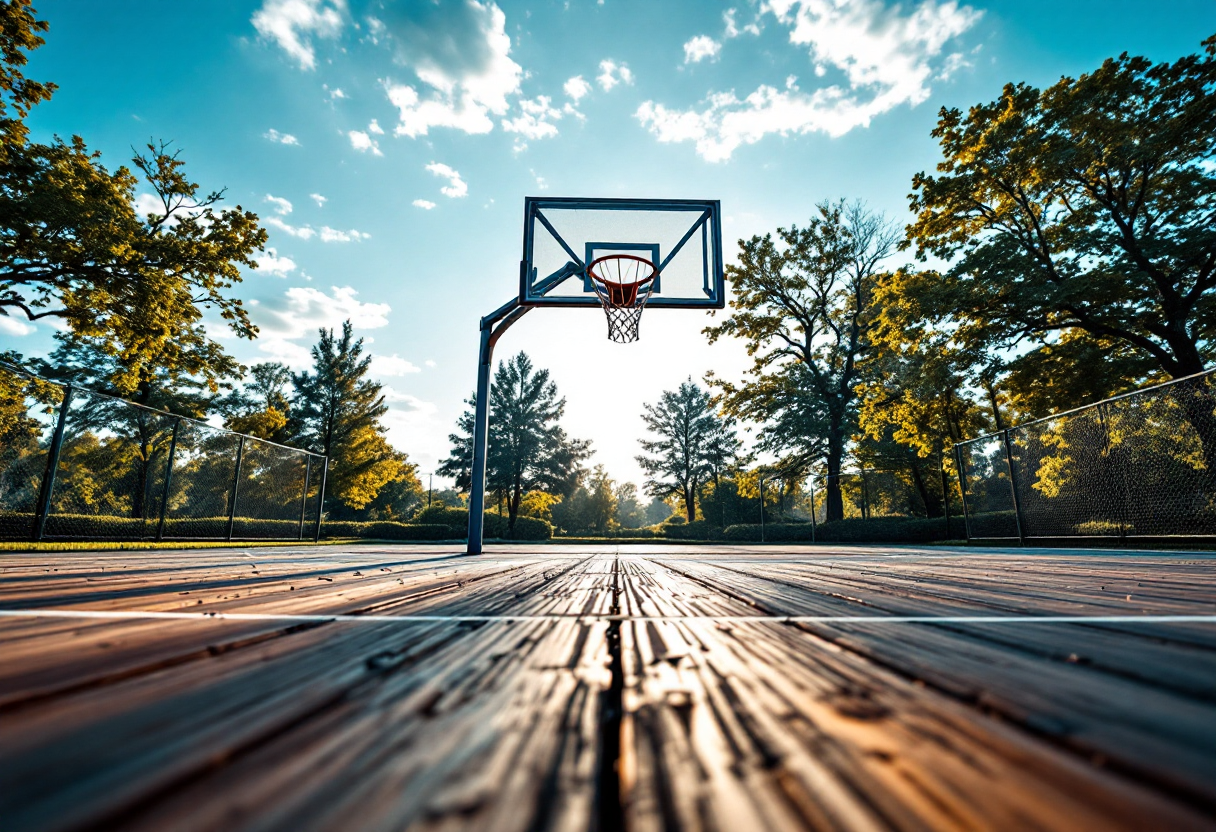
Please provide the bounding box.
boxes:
[520,197,724,308]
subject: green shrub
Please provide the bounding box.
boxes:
[321,521,449,540]
[722,517,954,543]
[409,505,552,540]
[662,520,720,540]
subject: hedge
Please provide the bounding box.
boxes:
[412,506,553,540]
[662,520,722,540]
[1,512,452,542]
[722,517,957,543]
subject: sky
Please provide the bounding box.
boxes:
[7,0,1214,491]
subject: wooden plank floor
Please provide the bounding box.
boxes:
[1,543,1214,832]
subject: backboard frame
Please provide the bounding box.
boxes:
[520,196,725,309]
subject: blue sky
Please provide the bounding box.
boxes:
[8,0,1213,489]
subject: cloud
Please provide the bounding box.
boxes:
[0,315,34,336]
[310,192,327,207]
[501,95,570,140]
[371,354,422,376]
[252,0,345,70]
[348,129,382,155]
[564,75,591,101]
[265,216,316,240]
[265,216,368,242]
[723,8,762,38]
[683,35,721,64]
[367,118,384,134]
[264,194,293,214]
[530,169,548,191]
[381,1,522,138]
[425,162,468,198]
[132,192,164,220]
[596,59,633,91]
[252,285,390,366]
[637,0,980,161]
[326,85,346,99]
[263,128,300,145]
[413,199,437,210]
[425,359,437,368]
[318,226,371,242]
[254,247,298,277]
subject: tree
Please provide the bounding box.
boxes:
[585,465,617,532]
[613,483,646,529]
[707,200,898,521]
[907,37,1216,381]
[636,379,737,522]
[0,7,266,393]
[292,321,402,514]
[221,362,293,443]
[439,352,590,534]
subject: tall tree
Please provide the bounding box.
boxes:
[221,362,293,443]
[906,37,1216,380]
[292,321,402,514]
[439,352,590,534]
[636,379,737,522]
[707,200,898,521]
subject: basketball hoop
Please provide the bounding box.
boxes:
[586,254,658,343]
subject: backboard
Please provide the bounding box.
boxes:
[520,197,725,308]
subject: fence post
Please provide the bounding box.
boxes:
[939,453,952,539]
[226,435,245,542]
[312,457,328,543]
[298,455,312,540]
[1097,403,1129,541]
[758,474,765,542]
[155,418,181,543]
[32,384,73,543]
[1002,429,1026,545]
[953,444,972,542]
[809,476,817,543]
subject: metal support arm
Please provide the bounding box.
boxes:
[467,298,530,554]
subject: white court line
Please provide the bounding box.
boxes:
[1,610,1214,625]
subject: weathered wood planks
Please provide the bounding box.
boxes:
[1,544,1214,831]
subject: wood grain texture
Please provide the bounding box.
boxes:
[1,543,1214,831]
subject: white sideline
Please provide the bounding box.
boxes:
[1,609,1214,625]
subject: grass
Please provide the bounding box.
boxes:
[0,539,358,554]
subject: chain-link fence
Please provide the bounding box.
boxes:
[806,461,961,535]
[0,363,327,543]
[955,370,1216,542]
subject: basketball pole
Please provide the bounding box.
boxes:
[467,298,530,555]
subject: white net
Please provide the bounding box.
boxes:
[587,255,657,343]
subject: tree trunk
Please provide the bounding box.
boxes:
[825,418,845,522]
[684,480,696,522]
[908,457,941,517]
[508,480,522,536]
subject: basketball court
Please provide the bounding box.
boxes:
[2,542,1214,831]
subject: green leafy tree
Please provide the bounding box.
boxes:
[908,36,1216,381]
[636,379,737,522]
[613,482,646,529]
[292,321,403,514]
[707,200,898,521]
[221,362,293,443]
[0,7,265,393]
[585,465,617,532]
[439,352,590,534]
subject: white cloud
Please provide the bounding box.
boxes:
[263,128,300,145]
[254,247,298,277]
[564,75,591,101]
[0,315,34,336]
[413,199,437,210]
[596,59,633,91]
[425,359,437,368]
[348,129,382,155]
[683,35,721,64]
[252,285,390,366]
[723,8,762,38]
[327,85,346,99]
[265,216,368,242]
[265,216,317,240]
[264,194,293,215]
[372,354,422,376]
[426,162,468,198]
[382,2,522,138]
[367,118,384,135]
[132,192,164,219]
[319,226,371,242]
[310,192,327,207]
[530,169,548,191]
[501,95,569,140]
[252,0,345,70]
[637,0,980,161]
